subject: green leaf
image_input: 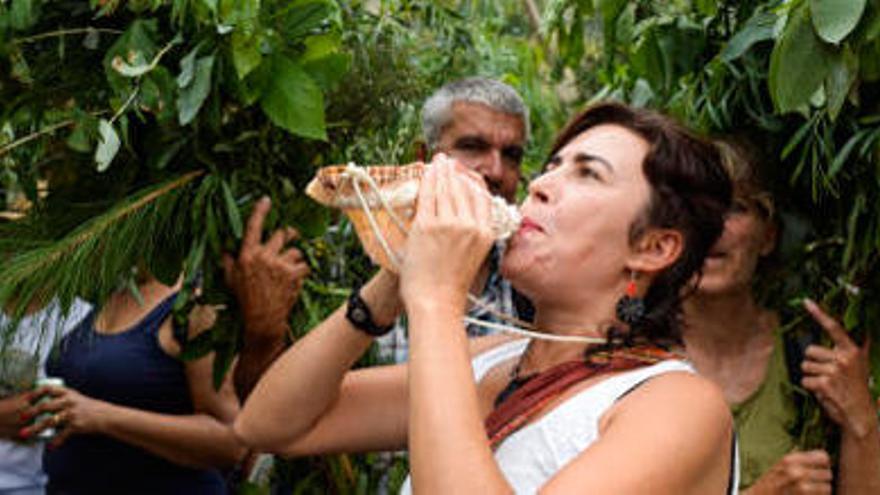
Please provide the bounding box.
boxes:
[231,31,263,79]
[111,51,153,77]
[810,0,867,44]
[828,130,864,178]
[597,0,627,24]
[103,20,159,93]
[259,55,326,140]
[824,46,858,120]
[694,0,717,17]
[177,44,200,88]
[859,39,880,81]
[66,111,99,153]
[177,54,216,126]
[302,52,350,90]
[10,0,38,31]
[95,119,121,172]
[769,6,837,113]
[221,180,243,239]
[721,11,777,61]
[278,0,333,40]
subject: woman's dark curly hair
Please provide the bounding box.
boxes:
[547,102,732,348]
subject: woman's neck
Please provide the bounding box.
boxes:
[95,276,180,333]
[519,301,614,375]
[682,289,774,358]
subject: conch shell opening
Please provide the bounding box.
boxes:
[305,161,522,272]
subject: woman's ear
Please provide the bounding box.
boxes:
[626,228,683,274]
[759,221,778,257]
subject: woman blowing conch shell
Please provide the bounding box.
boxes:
[237,102,739,494]
[305,155,521,272]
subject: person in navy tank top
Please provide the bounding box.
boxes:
[21,275,244,495]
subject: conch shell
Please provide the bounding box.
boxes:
[305,161,521,272]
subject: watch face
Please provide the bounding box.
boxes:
[351,307,367,323]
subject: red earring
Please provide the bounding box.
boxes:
[616,273,645,326]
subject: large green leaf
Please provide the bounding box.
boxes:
[769,6,837,113]
[721,11,777,61]
[259,55,326,140]
[231,31,263,80]
[810,0,867,44]
[279,0,333,40]
[825,46,858,120]
[177,54,216,125]
[303,52,350,91]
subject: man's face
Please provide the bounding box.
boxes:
[434,101,526,203]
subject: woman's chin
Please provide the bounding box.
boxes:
[500,251,540,294]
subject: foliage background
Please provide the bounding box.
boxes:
[2,0,879,492]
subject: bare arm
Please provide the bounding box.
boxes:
[225,197,310,400]
[402,159,512,493]
[24,351,245,468]
[233,269,408,454]
[24,311,246,469]
[801,299,880,495]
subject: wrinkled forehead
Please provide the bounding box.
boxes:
[440,102,526,144]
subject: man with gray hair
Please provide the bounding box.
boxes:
[417,77,529,203]
[378,77,534,362]
[226,77,534,380]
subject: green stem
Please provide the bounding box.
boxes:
[0,120,74,157]
[111,87,141,123]
[12,27,123,45]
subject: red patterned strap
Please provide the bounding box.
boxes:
[484,346,680,448]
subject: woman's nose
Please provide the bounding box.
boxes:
[527,174,551,204]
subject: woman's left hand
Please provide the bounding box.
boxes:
[801,299,876,437]
[400,155,495,313]
[22,385,111,447]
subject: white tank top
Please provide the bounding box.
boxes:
[401,339,739,494]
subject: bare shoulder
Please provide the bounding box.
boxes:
[607,369,731,435]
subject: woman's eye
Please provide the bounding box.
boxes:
[578,166,599,179]
[731,199,750,214]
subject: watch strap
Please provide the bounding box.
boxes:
[346,287,395,337]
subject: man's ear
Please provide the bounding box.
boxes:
[415,141,428,162]
[626,228,684,275]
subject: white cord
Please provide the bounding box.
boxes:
[344,163,410,234]
[348,172,403,268]
[463,317,606,344]
[341,161,603,344]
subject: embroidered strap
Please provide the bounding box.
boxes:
[484,346,680,448]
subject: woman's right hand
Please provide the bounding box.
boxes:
[400,156,495,314]
[745,450,832,495]
[21,385,111,447]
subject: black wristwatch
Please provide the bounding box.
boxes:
[346,287,395,337]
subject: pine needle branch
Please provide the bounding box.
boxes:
[0,171,204,315]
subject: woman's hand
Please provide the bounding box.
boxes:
[22,385,111,447]
[0,392,30,440]
[801,299,876,437]
[745,450,832,495]
[400,155,495,314]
